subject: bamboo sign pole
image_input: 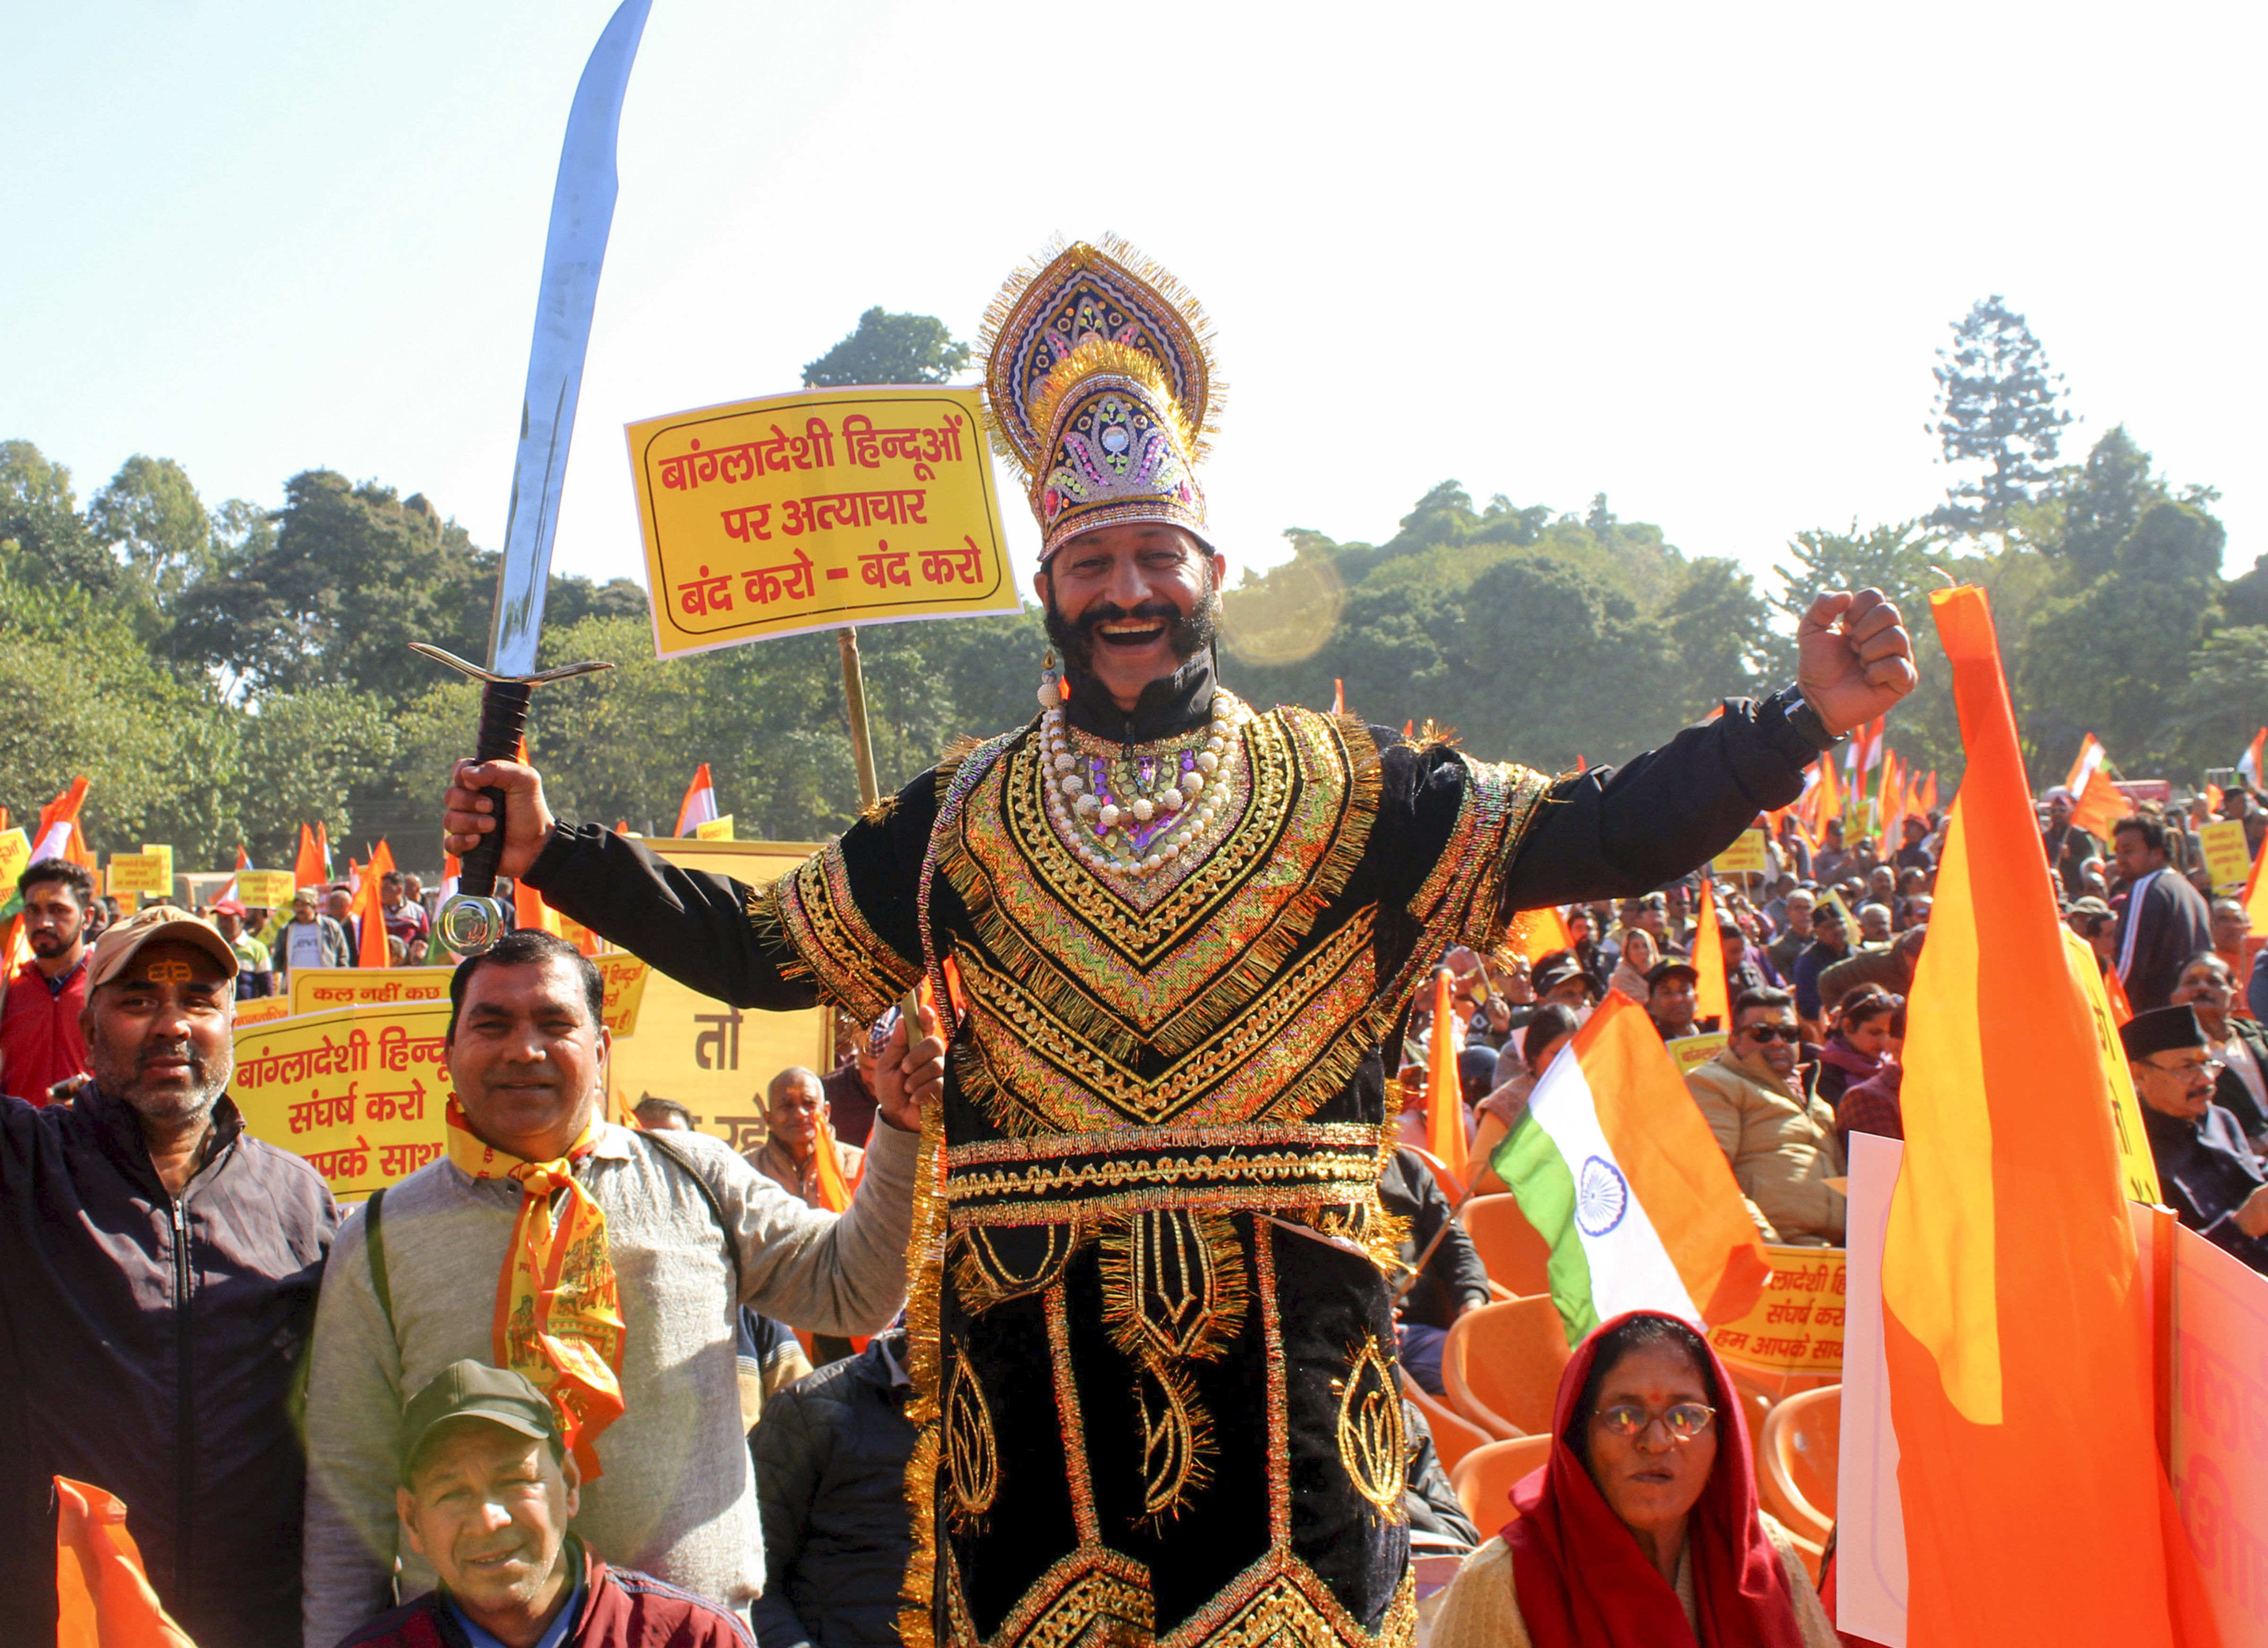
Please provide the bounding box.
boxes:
[836,627,882,808]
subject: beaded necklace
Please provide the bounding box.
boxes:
[1039,691,1254,879]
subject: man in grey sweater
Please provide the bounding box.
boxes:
[301,931,940,1647]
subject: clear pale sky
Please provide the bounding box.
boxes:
[6,0,2261,607]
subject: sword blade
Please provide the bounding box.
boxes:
[489,0,652,677]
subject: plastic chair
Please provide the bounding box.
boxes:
[1449,1434,1552,1526]
[1442,1296,1572,1439]
[1459,1194,1554,1297]
[1756,1384,1840,1546]
[1408,1382,1493,1474]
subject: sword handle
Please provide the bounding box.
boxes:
[460,680,535,898]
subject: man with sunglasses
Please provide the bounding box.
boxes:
[2125,1004,2268,1272]
[1685,987,1845,1246]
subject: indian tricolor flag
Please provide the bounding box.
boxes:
[1487,991,1769,1346]
[2064,731,2126,839]
[674,763,719,838]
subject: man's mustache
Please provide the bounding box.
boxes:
[1074,600,1182,636]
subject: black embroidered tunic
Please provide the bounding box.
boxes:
[525,658,1816,1648]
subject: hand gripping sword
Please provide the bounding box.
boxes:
[414,0,651,955]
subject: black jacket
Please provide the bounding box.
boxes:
[0,1088,337,1647]
[2113,867,2215,1014]
[1378,1147,1492,1332]
[2144,1101,2268,1273]
[752,1334,917,1648]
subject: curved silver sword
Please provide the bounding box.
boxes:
[422,0,650,953]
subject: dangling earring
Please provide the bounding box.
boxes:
[1036,647,1062,711]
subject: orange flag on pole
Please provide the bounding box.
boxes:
[1425,967,1468,1187]
[55,1477,197,1648]
[2066,733,2128,840]
[1809,750,1841,834]
[293,824,322,892]
[356,841,395,968]
[1920,770,1940,815]
[1692,876,1729,1029]
[1883,584,2208,1646]
[1504,904,1574,966]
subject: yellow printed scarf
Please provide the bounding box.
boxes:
[447,1099,627,1479]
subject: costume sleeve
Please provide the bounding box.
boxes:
[751,1387,823,1648]
[298,1215,404,1648]
[524,768,937,1022]
[1374,687,1820,956]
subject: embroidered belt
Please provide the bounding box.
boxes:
[942,1121,1386,1227]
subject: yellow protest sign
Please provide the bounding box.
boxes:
[1814,887,1856,933]
[0,829,28,900]
[289,959,652,1037]
[1669,1030,1729,1075]
[628,386,1017,658]
[236,996,294,1027]
[232,1000,452,1202]
[2062,926,2161,1203]
[2201,819,2253,893]
[605,838,833,1155]
[1713,829,1769,878]
[142,845,174,899]
[238,870,297,909]
[695,815,736,841]
[1708,1245,1848,1374]
[292,967,451,1017]
[107,854,170,895]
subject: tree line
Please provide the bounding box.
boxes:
[0,298,2252,871]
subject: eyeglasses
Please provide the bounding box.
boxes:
[1738,1024,1801,1044]
[1592,1402,1717,1441]
[2146,1056,2225,1081]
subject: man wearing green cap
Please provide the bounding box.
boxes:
[339,1359,751,1648]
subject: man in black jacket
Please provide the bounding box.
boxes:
[2112,815,2216,1013]
[753,1330,917,1648]
[0,905,338,1647]
[1378,1147,1493,1397]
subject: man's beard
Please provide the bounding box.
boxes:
[27,928,71,957]
[1043,564,1220,682]
[88,1033,231,1125]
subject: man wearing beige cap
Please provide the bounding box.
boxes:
[0,904,339,1648]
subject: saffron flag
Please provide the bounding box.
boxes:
[31,777,89,867]
[1810,750,1842,834]
[356,842,394,969]
[2066,733,2127,840]
[1920,770,1940,816]
[1882,584,2205,1646]
[293,825,322,892]
[1424,967,1468,1185]
[1504,905,1575,966]
[674,763,718,838]
[1487,991,1769,1346]
[1692,876,1729,1029]
[55,1476,197,1648]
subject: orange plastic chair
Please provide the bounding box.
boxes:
[1756,1384,1840,1547]
[1442,1296,1572,1439]
[1405,1143,1467,1207]
[1449,1434,1553,1526]
[1407,1382,1493,1474]
[1459,1194,1554,1297]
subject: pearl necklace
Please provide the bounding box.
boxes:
[1040,693,1253,878]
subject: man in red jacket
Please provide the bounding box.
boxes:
[0,858,94,1101]
[339,1360,753,1648]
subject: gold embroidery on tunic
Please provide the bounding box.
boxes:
[1333,1337,1408,1523]
[944,1357,1002,1532]
[767,841,923,1022]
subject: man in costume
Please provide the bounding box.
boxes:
[445,238,1916,1648]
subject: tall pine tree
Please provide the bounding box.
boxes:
[1926,295,2073,541]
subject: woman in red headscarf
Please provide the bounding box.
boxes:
[1432,1309,1837,1647]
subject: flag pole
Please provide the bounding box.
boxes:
[835,628,881,808]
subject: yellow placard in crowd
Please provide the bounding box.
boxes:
[2062,926,2162,1203]
[0,829,28,897]
[1814,887,1856,931]
[292,967,451,1016]
[605,838,833,1156]
[628,385,1018,659]
[2200,819,2253,893]
[1669,1031,1729,1074]
[233,1000,452,1202]
[142,845,174,899]
[694,815,736,841]
[107,854,170,895]
[1708,1245,1848,1374]
[289,959,652,1039]
[238,870,297,909]
[236,996,294,1028]
[1713,830,1770,878]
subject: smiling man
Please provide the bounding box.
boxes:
[0,905,337,1647]
[340,1360,751,1648]
[443,239,1916,1648]
[301,931,944,1645]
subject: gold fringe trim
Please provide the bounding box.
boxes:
[859,792,897,826]
[978,232,1226,475]
[932,733,990,804]
[895,1089,950,1648]
[1096,1209,1250,1368]
[744,878,815,990]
